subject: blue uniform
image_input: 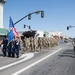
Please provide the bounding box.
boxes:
[7,41,12,57]
[15,39,20,58]
[2,38,8,56]
[11,40,16,57]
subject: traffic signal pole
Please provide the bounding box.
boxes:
[13,10,44,25]
[24,24,33,31]
[67,25,75,30]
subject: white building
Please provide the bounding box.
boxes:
[0,0,8,41]
[0,0,6,28]
[35,30,44,37]
[49,31,63,38]
[18,30,63,38]
[18,30,44,38]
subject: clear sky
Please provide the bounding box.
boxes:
[3,0,75,38]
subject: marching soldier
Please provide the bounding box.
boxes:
[2,36,8,57]
[15,37,20,58]
[72,38,75,53]
[24,37,26,52]
[30,37,33,52]
[33,37,37,52]
[11,39,16,57]
[24,37,30,52]
[38,37,42,51]
[7,41,12,57]
[20,39,25,54]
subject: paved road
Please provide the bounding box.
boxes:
[0,42,75,75]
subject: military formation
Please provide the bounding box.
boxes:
[20,37,58,53]
[0,36,58,58]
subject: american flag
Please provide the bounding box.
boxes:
[9,16,19,37]
[13,27,19,37]
[8,16,19,42]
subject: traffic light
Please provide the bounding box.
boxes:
[1,0,6,4]
[67,26,69,30]
[24,25,26,28]
[41,11,44,18]
[28,14,31,20]
[29,26,31,29]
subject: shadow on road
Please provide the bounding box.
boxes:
[58,49,75,58]
[0,49,3,57]
[0,54,3,56]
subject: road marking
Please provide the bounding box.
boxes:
[12,48,62,75]
[0,53,34,70]
[19,53,31,59]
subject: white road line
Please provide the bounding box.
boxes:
[19,53,30,59]
[0,53,34,70]
[12,48,62,75]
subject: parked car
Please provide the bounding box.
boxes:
[64,40,68,43]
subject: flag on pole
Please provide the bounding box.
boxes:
[7,16,14,42]
[8,16,19,42]
[8,29,14,42]
[9,17,19,37]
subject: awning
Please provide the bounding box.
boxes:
[0,28,8,36]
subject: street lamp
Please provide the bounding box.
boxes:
[14,10,44,25]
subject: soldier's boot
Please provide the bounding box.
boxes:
[8,52,11,57]
[12,53,15,57]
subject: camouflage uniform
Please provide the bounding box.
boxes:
[30,37,33,52]
[20,39,25,53]
[33,37,37,52]
[24,37,27,52]
[38,37,42,51]
[26,38,30,52]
